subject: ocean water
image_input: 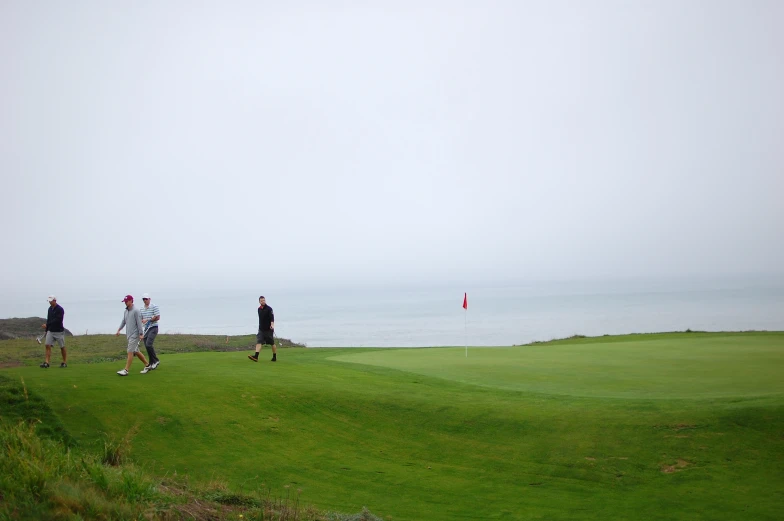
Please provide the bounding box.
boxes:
[3,276,784,347]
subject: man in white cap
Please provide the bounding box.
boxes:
[40,295,66,368]
[140,293,161,370]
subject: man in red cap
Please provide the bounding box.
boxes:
[115,295,150,376]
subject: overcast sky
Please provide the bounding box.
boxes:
[1,0,782,300]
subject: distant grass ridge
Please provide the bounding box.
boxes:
[0,333,304,367]
[520,329,776,346]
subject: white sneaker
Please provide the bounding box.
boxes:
[141,366,150,374]
[117,369,129,376]
[151,361,159,369]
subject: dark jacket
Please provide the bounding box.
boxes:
[258,305,274,332]
[46,304,65,333]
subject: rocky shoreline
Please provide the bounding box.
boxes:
[0,317,74,340]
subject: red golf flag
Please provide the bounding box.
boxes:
[463,293,468,310]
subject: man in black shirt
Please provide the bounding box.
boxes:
[40,295,67,368]
[248,296,276,362]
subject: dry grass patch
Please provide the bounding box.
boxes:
[661,459,691,474]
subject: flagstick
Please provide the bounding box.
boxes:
[464,306,467,358]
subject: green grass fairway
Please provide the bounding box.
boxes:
[3,332,784,520]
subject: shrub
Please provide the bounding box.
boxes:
[101,425,138,467]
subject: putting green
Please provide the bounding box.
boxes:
[329,333,784,399]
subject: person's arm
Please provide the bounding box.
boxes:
[151,305,160,323]
[134,310,144,335]
[56,307,65,329]
[270,309,274,330]
[117,315,126,335]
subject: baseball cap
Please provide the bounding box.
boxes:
[122,295,134,303]
[47,295,56,302]
[142,293,151,299]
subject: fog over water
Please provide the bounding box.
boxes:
[1,2,782,327]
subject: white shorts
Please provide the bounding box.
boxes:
[127,336,140,353]
[46,331,66,348]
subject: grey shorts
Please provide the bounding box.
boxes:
[45,331,65,348]
[127,336,140,353]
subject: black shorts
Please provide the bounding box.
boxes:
[256,330,274,345]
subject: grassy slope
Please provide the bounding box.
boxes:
[2,332,784,520]
[0,373,74,445]
[0,373,375,521]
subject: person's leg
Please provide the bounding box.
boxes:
[135,351,149,367]
[117,339,137,375]
[125,337,143,370]
[265,332,276,361]
[57,334,67,365]
[145,328,159,365]
[43,332,54,365]
[249,331,263,361]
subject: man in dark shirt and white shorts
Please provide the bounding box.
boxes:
[40,295,67,368]
[248,296,276,362]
